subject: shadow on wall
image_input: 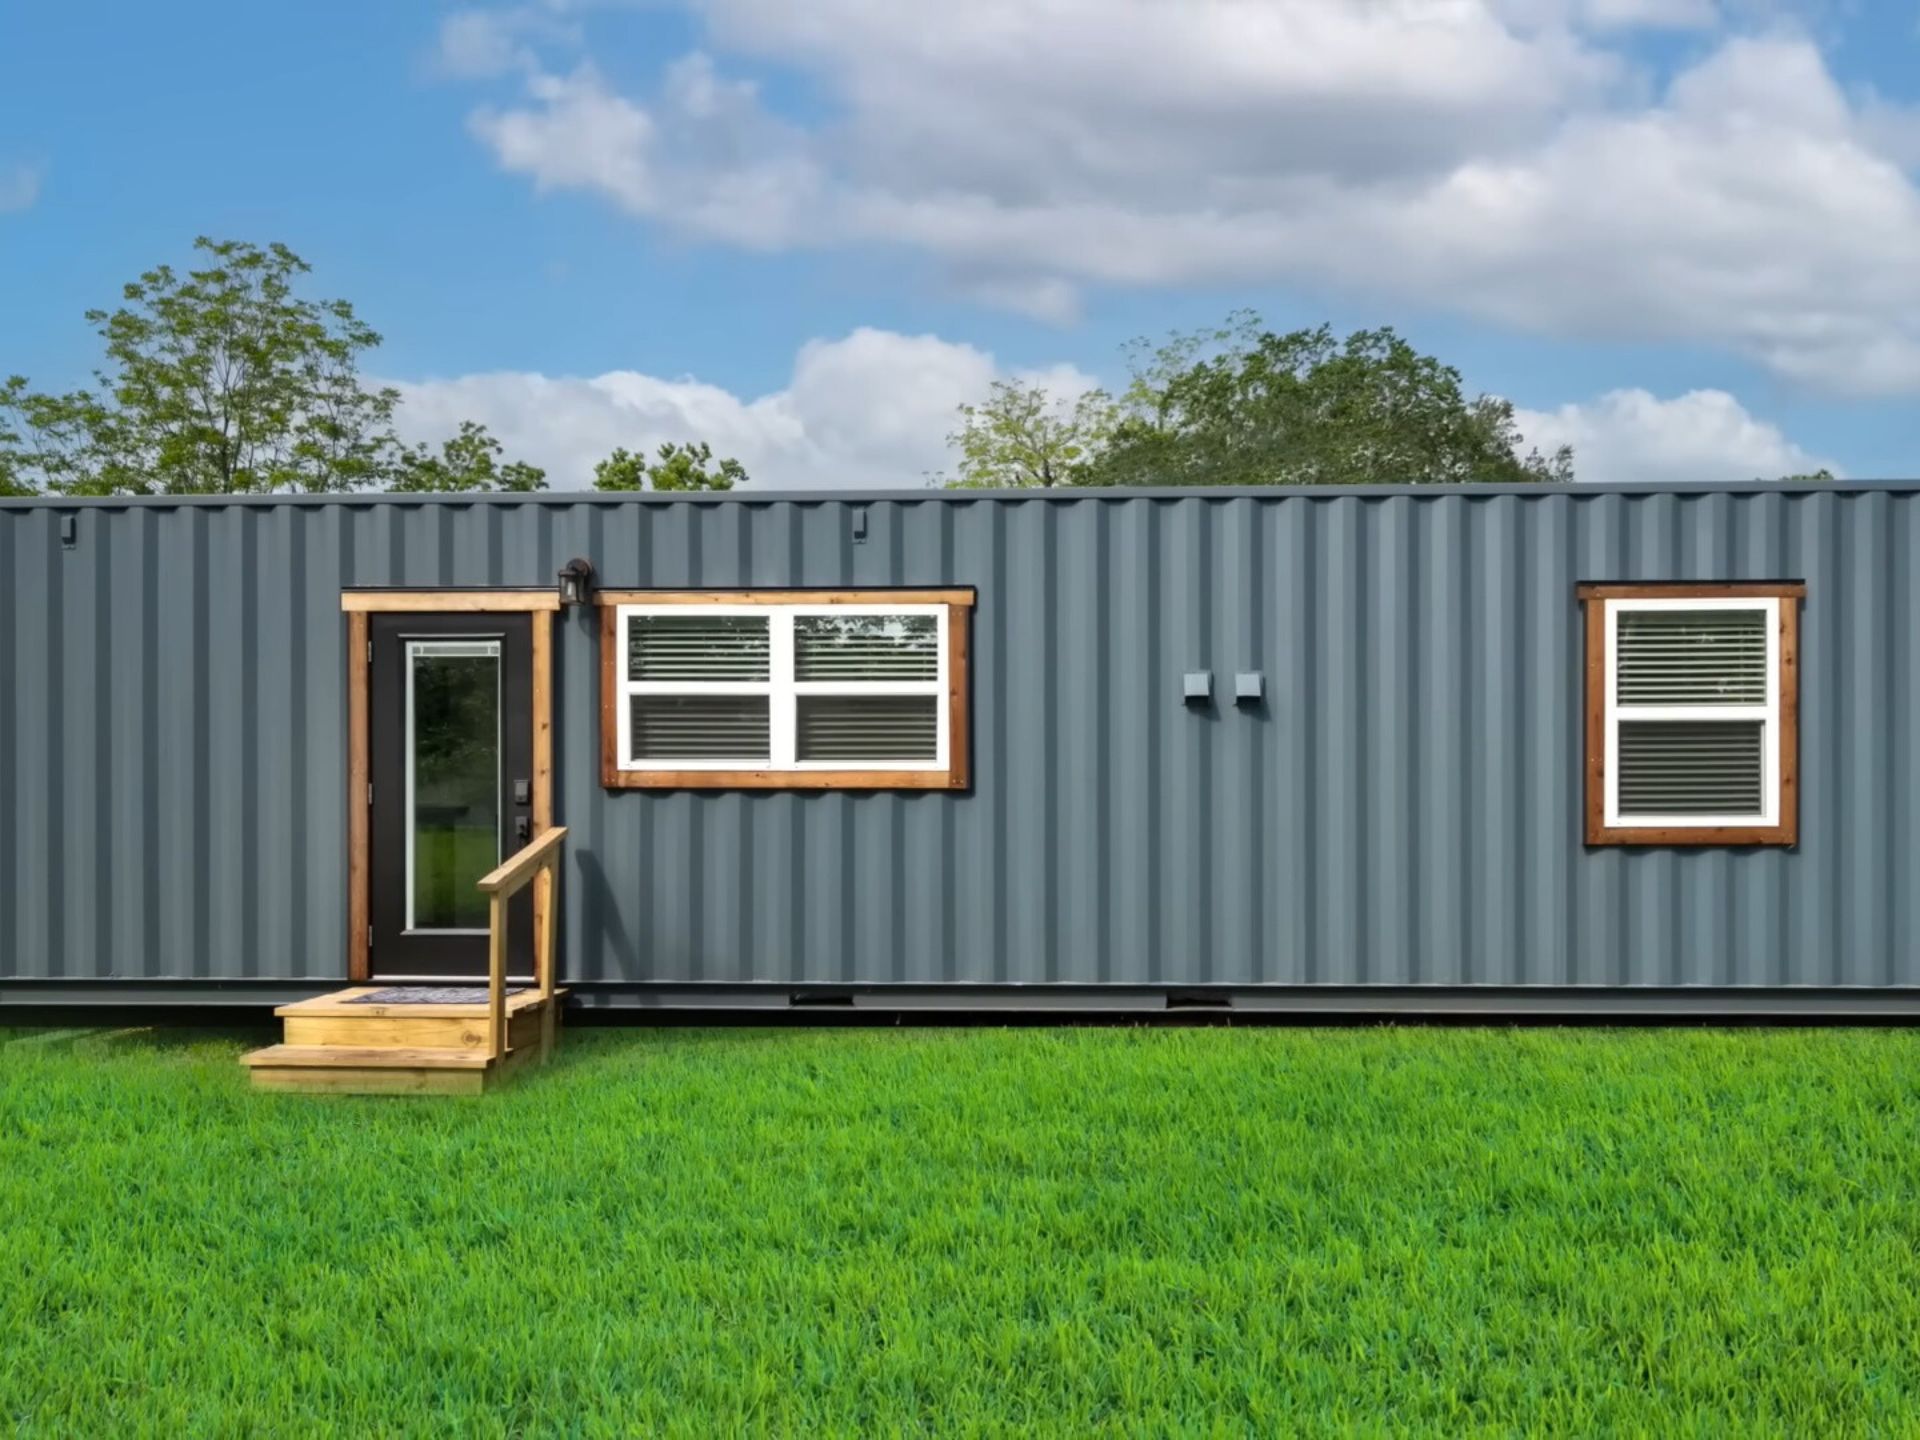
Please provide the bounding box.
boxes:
[572,847,637,979]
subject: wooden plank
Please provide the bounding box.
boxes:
[1582,594,1605,846]
[241,1044,492,1069]
[347,611,370,982]
[1776,594,1800,848]
[539,990,558,1063]
[1586,824,1797,847]
[249,1068,486,1096]
[601,601,619,788]
[946,600,971,791]
[284,1016,491,1049]
[531,610,553,959]
[341,590,559,613]
[539,848,559,1001]
[477,825,567,895]
[1573,581,1805,601]
[508,1007,543,1055]
[487,893,508,1059]
[538,859,560,1060]
[595,588,975,608]
[274,988,565,1019]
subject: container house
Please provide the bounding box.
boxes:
[3,482,1917,1071]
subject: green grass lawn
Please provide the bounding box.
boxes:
[3,1025,1918,1435]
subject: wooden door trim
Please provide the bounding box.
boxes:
[345,593,556,981]
[347,611,371,981]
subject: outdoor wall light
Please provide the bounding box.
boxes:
[1182,670,1213,703]
[557,556,596,609]
[1234,672,1265,703]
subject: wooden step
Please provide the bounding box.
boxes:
[241,1044,495,1069]
[275,986,564,1020]
[244,985,561,1095]
[247,1064,489,1096]
[240,1043,531,1096]
[284,1014,492,1050]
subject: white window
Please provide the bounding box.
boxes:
[1582,584,1802,846]
[601,592,972,789]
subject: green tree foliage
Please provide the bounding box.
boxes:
[391,420,546,492]
[1771,469,1836,483]
[592,440,747,492]
[0,237,540,495]
[944,314,1573,489]
[942,379,1118,489]
[0,381,41,496]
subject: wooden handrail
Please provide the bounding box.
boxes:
[477,824,568,895]
[479,825,567,1061]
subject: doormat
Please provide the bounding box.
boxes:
[349,986,527,1005]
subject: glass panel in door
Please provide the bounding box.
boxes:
[406,640,501,931]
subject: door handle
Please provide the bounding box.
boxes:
[515,815,532,844]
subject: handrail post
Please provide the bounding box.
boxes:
[539,858,557,1002]
[538,855,559,1061]
[487,891,508,1060]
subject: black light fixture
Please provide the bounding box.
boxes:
[557,556,596,609]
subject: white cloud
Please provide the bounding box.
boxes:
[470,58,820,248]
[388,327,1100,489]
[394,327,1831,491]
[1571,0,1719,29]
[434,6,579,78]
[453,2,1920,394]
[0,163,41,214]
[1516,388,1839,483]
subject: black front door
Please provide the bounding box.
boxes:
[369,613,534,979]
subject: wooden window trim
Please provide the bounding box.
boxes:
[1578,581,1803,848]
[597,589,974,791]
[341,589,560,613]
[343,590,556,980]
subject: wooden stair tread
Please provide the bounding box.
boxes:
[275,986,565,1019]
[241,1044,498,1070]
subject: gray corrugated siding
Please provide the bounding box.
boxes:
[3,486,1917,990]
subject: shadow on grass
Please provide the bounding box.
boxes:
[49,1023,278,1055]
[111,1023,279,1050]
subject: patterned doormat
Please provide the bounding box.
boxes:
[348,986,527,1005]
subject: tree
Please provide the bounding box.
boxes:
[0,380,43,496]
[941,378,1118,488]
[1771,469,1836,483]
[0,236,543,495]
[392,420,545,492]
[944,314,1573,489]
[592,441,746,492]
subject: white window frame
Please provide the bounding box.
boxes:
[1602,595,1780,829]
[613,602,950,773]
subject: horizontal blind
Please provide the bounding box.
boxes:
[795,615,938,681]
[1617,720,1763,816]
[797,696,939,762]
[631,695,770,762]
[1616,609,1767,705]
[629,615,770,682]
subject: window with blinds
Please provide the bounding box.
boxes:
[604,593,971,789]
[1582,585,1802,846]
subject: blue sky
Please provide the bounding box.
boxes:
[4,0,1919,487]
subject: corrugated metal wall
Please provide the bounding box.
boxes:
[4,486,1917,992]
